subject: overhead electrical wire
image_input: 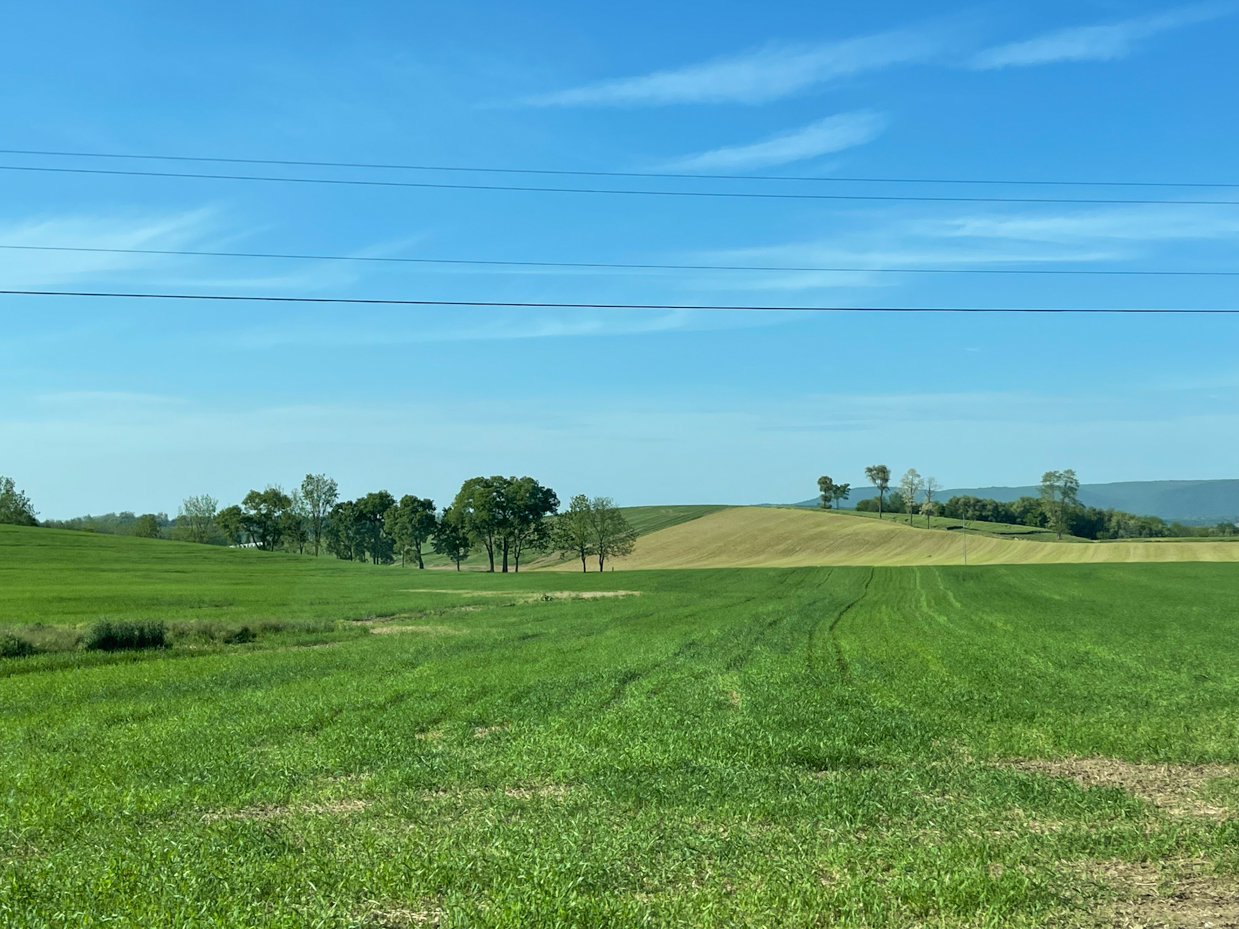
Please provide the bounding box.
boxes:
[1,289,1233,313]
[2,243,1235,278]
[1,146,1235,189]
[2,163,1237,206]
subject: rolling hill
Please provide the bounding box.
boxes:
[606,506,1239,570]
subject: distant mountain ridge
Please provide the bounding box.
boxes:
[793,479,1239,525]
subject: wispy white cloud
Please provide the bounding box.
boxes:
[0,210,218,288]
[522,29,944,107]
[688,204,1239,291]
[970,3,1235,69]
[670,111,887,171]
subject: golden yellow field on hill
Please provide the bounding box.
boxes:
[603,506,1239,569]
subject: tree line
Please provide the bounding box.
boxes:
[4,472,638,572]
[822,466,1238,539]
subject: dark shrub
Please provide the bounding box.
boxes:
[84,619,167,651]
[0,634,38,658]
[222,625,256,644]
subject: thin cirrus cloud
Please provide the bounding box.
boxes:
[522,29,944,107]
[970,2,1236,69]
[670,111,887,171]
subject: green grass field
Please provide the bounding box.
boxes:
[3,526,1239,926]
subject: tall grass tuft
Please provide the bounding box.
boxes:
[83,619,167,651]
[0,634,38,658]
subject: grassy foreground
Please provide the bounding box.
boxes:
[3,530,1239,926]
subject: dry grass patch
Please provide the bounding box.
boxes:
[1082,859,1239,928]
[1009,757,1238,819]
[369,624,463,636]
[421,783,575,802]
[532,590,640,600]
[473,724,509,738]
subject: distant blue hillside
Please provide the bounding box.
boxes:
[792,479,1239,525]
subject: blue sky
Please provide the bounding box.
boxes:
[1,1,1236,518]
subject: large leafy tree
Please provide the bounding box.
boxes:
[326,500,365,561]
[177,494,217,544]
[505,477,559,572]
[817,476,851,510]
[215,505,246,546]
[385,495,438,568]
[0,476,37,526]
[241,487,292,551]
[300,474,338,556]
[817,475,838,509]
[1040,469,1081,540]
[282,490,310,554]
[553,494,596,573]
[864,465,892,519]
[431,505,472,571]
[451,476,510,572]
[354,491,397,564]
[589,496,636,572]
[131,514,163,539]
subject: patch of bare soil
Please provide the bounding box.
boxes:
[1085,859,1239,928]
[358,901,442,927]
[203,799,368,822]
[1009,757,1237,819]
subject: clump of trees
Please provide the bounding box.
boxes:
[553,495,637,572]
[816,476,851,509]
[106,471,635,573]
[39,508,172,537]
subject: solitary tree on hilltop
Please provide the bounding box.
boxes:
[864,465,891,519]
[900,469,923,526]
[818,476,837,509]
[1040,469,1080,540]
[922,477,941,528]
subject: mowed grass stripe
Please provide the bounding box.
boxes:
[606,506,1239,569]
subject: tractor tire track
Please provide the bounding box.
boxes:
[807,568,874,683]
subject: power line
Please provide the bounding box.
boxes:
[1,289,1234,313]
[3,243,1236,278]
[2,146,1234,189]
[3,163,1237,207]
